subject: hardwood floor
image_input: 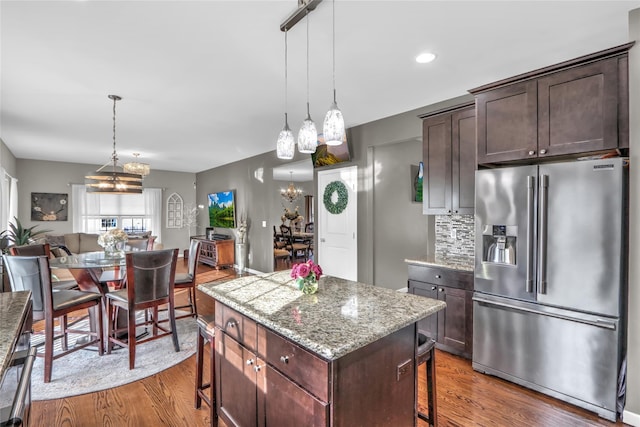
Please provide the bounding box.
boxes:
[31,261,628,427]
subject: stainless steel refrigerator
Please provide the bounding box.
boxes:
[473,157,628,421]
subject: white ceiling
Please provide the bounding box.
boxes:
[1,1,639,174]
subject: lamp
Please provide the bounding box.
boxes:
[276,29,295,160]
[297,10,318,154]
[322,0,345,146]
[123,153,151,177]
[281,172,303,203]
[85,95,143,194]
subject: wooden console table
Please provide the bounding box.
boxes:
[192,235,235,269]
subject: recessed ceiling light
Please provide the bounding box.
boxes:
[416,52,436,64]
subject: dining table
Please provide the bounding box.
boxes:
[49,251,130,348]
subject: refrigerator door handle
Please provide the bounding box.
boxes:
[472,296,617,330]
[526,175,535,293]
[538,174,549,294]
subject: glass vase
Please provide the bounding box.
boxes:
[297,277,318,295]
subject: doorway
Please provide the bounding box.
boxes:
[317,166,357,281]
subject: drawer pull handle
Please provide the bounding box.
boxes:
[280,355,289,364]
[435,275,441,279]
[227,320,237,329]
[431,286,436,291]
[246,359,254,366]
[254,365,262,372]
[439,288,445,292]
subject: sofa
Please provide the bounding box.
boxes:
[41,231,156,255]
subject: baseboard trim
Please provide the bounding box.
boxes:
[624,409,640,426]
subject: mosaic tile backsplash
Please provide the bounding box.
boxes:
[435,214,475,268]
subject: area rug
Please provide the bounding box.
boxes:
[30,314,198,401]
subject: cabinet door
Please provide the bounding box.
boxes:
[538,57,619,156]
[259,365,329,427]
[437,287,472,357]
[476,80,538,164]
[216,332,258,427]
[422,114,452,214]
[409,280,438,340]
[451,107,476,214]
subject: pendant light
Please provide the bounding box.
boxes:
[297,10,318,154]
[322,0,345,146]
[85,95,143,194]
[277,29,295,160]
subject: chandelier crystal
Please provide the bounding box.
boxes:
[322,0,345,146]
[281,172,303,203]
[123,153,151,177]
[85,95,143,194]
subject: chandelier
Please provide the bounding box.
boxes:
[281,172,303,203]
[85,95,143,194]
[124,153,151,177]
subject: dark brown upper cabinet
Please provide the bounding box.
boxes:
[471,42,632,165]
[420,104,476,215]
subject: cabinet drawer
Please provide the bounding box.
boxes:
[407,264,473,290]
[260,326,330,403]
[215,301,257,351]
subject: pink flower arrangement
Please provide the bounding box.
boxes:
[291,260,323,282]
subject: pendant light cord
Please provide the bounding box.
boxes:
[306,9,311,117]
[332,0,336,104]
[284,29,289,123]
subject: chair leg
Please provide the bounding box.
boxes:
[191,287,198,318]
[209,333,217,426]
[426,348,438,426]
[96,303,104,356]
[128,308,137,370]
[107,302,114,355]
[195,328,205,409]
[61,315,68,351]
[44,316,55,383]
[170,304,180,352]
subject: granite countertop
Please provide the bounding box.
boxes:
[198,271,445,361]
[0,291,31,381]
[404,255,474,272]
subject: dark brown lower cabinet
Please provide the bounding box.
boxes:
[214,300,416,427]
[408,264,473,359]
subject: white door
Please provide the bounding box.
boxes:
[317,166,357,281]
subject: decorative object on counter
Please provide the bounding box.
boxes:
[31,192,68,221]
[236,216,248,272]
[85,95,143,195]
[323,180,348,214]
[413,162,423,202]
[291,260,322,294]
[98,228,128,256]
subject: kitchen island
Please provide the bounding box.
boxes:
[198,271,446,427]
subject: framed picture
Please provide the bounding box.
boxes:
[31,192,68,221]
[311,133,351,168]
[207,190,236,228]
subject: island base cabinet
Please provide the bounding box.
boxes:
[216,333,258,427]
[258,367,329,427]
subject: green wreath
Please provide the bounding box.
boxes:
[323,181,348,215]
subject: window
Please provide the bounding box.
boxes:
[72,185,162,242]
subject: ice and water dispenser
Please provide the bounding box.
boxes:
[481,225,517,265]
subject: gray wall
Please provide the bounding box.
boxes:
[0,139,17,177]
[625,7,640,424]
[13,159,196,252]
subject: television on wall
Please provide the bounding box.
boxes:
[208,190,236,228]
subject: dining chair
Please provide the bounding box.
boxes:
[416,330,438,426]
[173,239,202,319]
[105,248,180,369]
[279,225,310,261]
[304,222,314,233]
[9,243,79,291]
[3,254,104,383]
